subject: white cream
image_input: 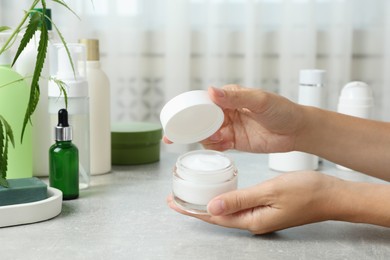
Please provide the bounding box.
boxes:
[180,153,230,172]
[172,150,238,215]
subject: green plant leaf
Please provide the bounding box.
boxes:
[0,116,13,188]
[0,120,4,178]
[1,141,9,180]
[20,15,48,143]
[0,115,15,148]
[0,0,40,56]
[49,77,69,109]
[0,78,27,90]
[0,177,9,188]
[50,0,81,20]
[50,20,76,78]
[11,12,41,67]
[0,26,11,32]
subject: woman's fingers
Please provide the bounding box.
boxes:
[166,194,267,232]
[207,182,274,216]
[208,85,270,114]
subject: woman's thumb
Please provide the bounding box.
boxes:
[207,184,271,216]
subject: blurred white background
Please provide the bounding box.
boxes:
[1,0,390,125]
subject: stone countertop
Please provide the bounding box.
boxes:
[1,151,389,260]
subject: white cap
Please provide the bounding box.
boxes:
[337,81,373,118]
[160,90,224,144]
[299,69,326,85]
[338,81,373,106]
[48,43,88,98]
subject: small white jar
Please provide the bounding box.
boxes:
[172,150,238,215]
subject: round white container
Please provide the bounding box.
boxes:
[172,150,238,215]
[160,90,224,144]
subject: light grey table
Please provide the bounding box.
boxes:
[1,151,389,260]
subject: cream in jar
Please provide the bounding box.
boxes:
[172,150,238,215]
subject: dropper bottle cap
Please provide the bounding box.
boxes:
[55,109,72,141]
[32,8,52,31]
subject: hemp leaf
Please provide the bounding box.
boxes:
[0,26,11,33]
[0,115,15,188]
[20,8,48,142]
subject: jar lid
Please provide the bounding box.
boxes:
[111,122,162,146]
[160,90,224,144]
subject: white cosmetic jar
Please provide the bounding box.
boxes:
[160,90,224,144]
[172,150,238,215]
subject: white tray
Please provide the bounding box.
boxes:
[0,187,62,228]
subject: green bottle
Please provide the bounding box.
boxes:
[0,34,33,179]
[49,109,79,200]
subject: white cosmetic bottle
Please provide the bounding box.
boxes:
[48,43,90,189]
[269,69,326,172]
[79,39,111,175]
[336,81,373,171]
[14,8,54,177]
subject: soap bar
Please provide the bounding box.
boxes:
[0,177,48,206]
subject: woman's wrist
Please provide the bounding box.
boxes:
[331,181,390,227]
[293,105,324,153]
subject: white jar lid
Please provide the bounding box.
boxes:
[160,90,224,144]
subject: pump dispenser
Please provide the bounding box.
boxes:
[48,43,90,189]
[0,33,33,179]
[49,108,79,200]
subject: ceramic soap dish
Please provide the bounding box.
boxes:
[0,187,62,228]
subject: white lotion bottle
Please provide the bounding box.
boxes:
[79,39,111,175]
[269,69,326,172]
[14,8,54,177]
[336,81,373,171]
[48,43,90,189]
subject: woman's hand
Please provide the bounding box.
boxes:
[164,85,306,153]
[167,171,345,234]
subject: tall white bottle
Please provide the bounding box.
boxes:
[48,43,90,189]
[336,81,373,171]
[269,70,326,172]
[14,8,54,177]
[79,39,111,175]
